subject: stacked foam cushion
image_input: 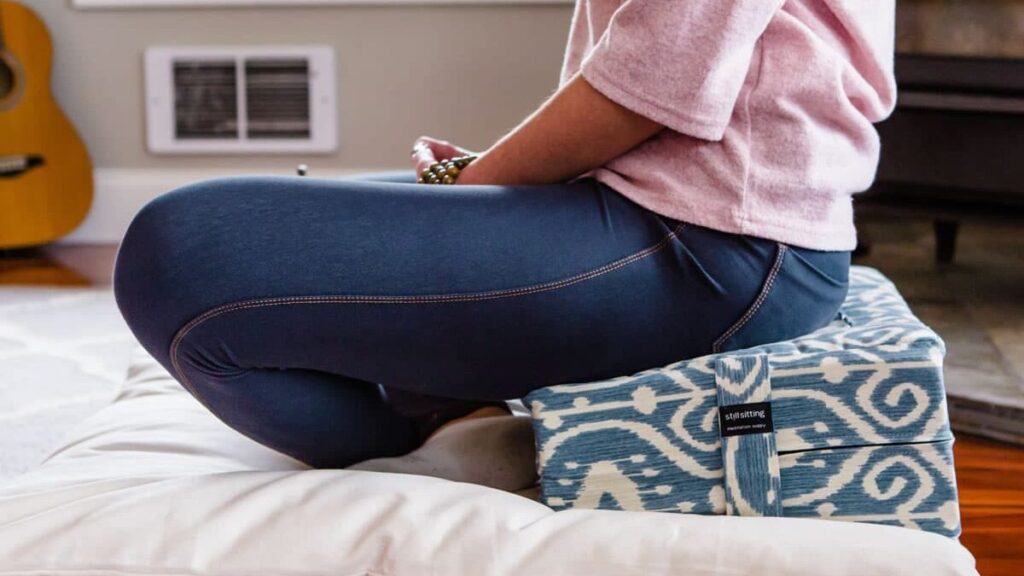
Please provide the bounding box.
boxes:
[528,266,960,537]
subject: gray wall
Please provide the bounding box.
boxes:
[26,0,1024,172]
[897,0,1024,59]
[22,1,574,171]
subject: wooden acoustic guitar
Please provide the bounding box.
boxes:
[0,1,92,249]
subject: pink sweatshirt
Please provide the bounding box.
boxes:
[563,0,897,251]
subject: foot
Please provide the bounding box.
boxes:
[427,406,509,439]
[347,413,538,493]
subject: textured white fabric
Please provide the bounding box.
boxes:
[0,346,978,576]
[0,287,136,479]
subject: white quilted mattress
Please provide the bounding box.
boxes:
[0,286,979,575]
[0,287,136,479]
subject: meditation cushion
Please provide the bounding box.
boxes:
[527,266,961,537]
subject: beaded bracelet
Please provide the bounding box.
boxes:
[418,155,478,185]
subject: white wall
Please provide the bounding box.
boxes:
[18,1,573,243]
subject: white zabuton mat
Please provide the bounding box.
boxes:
[0,345,978,575]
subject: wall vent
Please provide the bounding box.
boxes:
[145,46,336,154]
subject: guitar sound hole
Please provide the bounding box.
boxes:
[0,54,14,100]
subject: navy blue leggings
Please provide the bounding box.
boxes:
[113,172,850,467]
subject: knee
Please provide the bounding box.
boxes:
[113,182,219,364]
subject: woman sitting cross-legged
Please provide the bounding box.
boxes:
[113,1,896,484]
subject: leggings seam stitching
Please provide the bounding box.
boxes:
[711,243,787,354]
[168,223,686,388]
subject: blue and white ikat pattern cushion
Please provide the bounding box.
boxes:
[525,266,961,537]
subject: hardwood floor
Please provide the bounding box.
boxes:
[954,435,1024,575]
[2,240,1022,575]
[0,245,114,286]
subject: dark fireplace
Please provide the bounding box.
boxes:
[857,1,1024,263]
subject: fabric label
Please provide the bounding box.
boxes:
[719,402,774,437]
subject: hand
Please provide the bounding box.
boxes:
[410,136,476,177]
[410,75,663,187]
